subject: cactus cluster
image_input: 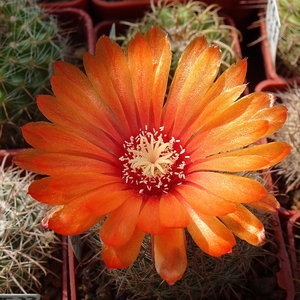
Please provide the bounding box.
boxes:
[271,85,300,206]
[119,0,241,79]
[276,0,300,77]
[0,160,58,293]
[0,0,66,149]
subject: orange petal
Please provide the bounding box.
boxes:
[175,184,236,216]
[95,35,138,134]
[137,196,167,234]
[159,192,190,227]
[164,38,221,134]
[33,153,120,176]
[188,142,292,173]
[186,207,236,256]
[144,26,171,128]
[44,203,104,236]
[188,119,269,158]
[102,227,145,268]
[37,94,122,150]
[253,105,288,138]
[28,177,70,205]
[14,149,45,173]
[22,122,119,161]
[246,194,280,213]
[50,73,122,143]
[49,172,120,194]
[186,172,268,204]
[84,52,132,135]
[153,228,187,285]
[100,193,143,247]
[83,184,134,215]
[126,32,154,126]
[181,84,246,142]
[219,203,265,245]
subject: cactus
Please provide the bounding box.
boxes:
[118,0,241,79]
[276,0,300,77]
[0,0,67,149]
[271,85,300,205]
[0,160,59,293]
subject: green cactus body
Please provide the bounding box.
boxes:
[120,1,241,78]
[277,0,300,77]
[0,163,58,293]
[0,0,66,148]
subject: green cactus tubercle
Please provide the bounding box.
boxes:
[0,0,66,148]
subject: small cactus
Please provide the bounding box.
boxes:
[0,0,67,149]
[276,0,300,77]
[0,160,59,293]
[118,0,241,79]
[271,85,300,201]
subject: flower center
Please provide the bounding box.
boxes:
[120,127,188,196]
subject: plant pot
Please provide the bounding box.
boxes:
[279,208,300,294]
[52,7,95,55]
[38,0,89,11]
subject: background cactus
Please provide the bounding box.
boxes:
[271,85,300,209]
[0,0,67,149]
[0,159,59,293]
[118,0,241,79]
[276,0,300,77]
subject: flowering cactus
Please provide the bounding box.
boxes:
[15,26,291,285]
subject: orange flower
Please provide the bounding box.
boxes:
[15,26,291,285]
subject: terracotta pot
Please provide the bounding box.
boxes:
[51,7,95,55]
[38,0,89,11]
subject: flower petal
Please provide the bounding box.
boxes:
[153,228,187,285]
[100,193,143,247]
[188,142,292,173]
[33,153,120,176]
[159,192,191,227]
[14,149,45,173]
[188,119,269,158]
[102,227,145,268]
[50,70,122,143]
[37,94,122,150]
[219,203,265,245]
[137,196,167,234]
[28,177,69,205]
[175,184,236,216]
[49,172,120,194]
[84,52,133,135]
[83,184,134,215]
[144,26,171,128]
[95,35,138,134]
[126,32,154,126]
[246,194,280,213]
[186,207,236,256]
[22,122,119,161]
[44,204,104,236]
[186,172,268,203]
[163,38,221,135]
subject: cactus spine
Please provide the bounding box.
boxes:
[0,161,58,293]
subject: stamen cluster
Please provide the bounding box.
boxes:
[120,127,189,196]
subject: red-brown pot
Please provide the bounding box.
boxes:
[38,0,89,11]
